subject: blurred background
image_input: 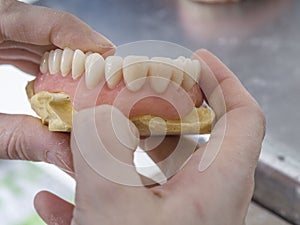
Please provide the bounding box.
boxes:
[0,0,299,224]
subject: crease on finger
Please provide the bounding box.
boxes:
[0,40,54,56]
[0,48,42,64]
[0,59,39,75]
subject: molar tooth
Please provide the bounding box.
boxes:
[123,56,149,92]
[85,53,105,89]
[182,59,201,91]
[149,57,173,93]
[60,47,74,77]
[72,49,86,79]
[48,49,63,75]
[171,57,185,88]
[105,56,123,89]
[40,51,49,74]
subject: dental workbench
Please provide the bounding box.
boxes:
[0,0,298,224]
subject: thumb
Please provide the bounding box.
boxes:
[71,104,144,186]
[70,105,153,225]
[0,113,73,171]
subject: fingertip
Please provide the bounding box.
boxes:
[90,30,115,47]
[87,30,116,54]
[34,191,74,225]
[33,190,50,223]
[102,47,116,58]
[33,190,45,210]
[194,48,210,58]
[93,105,140,151]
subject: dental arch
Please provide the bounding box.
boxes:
[40,48,201,93]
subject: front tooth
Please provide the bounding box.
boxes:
[182,59,201,91]
[72,49,86,79]
[60,47,74,77]
[85,53,105,89]
[123,56,149,92]
[171,57,185,88]
[105,56,123,89]
[48,49,63,75]
[40,52,49,74]
[149,57,173,93]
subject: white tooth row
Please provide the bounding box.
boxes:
[40,48,201,92]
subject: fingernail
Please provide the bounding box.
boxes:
[90,31,115,49]
[102,48,116,58]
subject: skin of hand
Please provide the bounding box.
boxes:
[34,49,266,225]
[0,0,114,170]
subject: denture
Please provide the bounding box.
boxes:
[27,48,214,135]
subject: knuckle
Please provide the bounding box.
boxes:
[4,120,29,160]
[251,104,267,139]
[241,101,266,141]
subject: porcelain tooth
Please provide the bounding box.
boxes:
[40,51,49,74]
[123,56,149,92]
[182,59,201,91]
[149,57,173,93]
[85,53,105,89]
[171,56,185,88]
[105,56,123,89]
[48,49,63,75]
[60,47,74,77]
[72,49,86,80]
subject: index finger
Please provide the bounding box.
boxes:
[162,50,266,196]
[195,49,266,171]
[0,1,115,54]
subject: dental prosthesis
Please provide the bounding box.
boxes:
[26,48,214,136]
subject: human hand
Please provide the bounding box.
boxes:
[34,50,265,225]
[0,0,114,169]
